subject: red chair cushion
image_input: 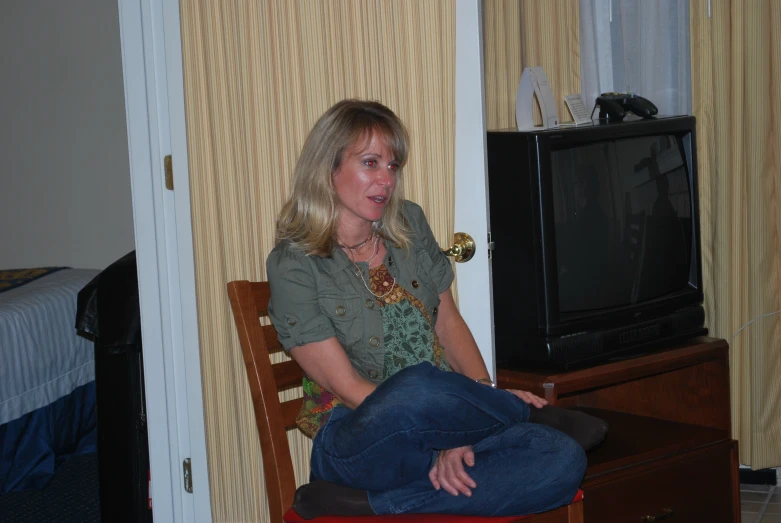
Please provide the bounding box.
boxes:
[283,490,584,522]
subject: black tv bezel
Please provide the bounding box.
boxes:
[527,116,704,338]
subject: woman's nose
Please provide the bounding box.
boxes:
[377,168,394,186]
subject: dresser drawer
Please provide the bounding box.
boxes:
[583,440,737,523]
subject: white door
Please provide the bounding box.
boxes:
[454,0,496,379]
[117,0,211,522]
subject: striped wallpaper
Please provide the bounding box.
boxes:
[178,1,455,520]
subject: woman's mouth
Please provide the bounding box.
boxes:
[369,196,387,204]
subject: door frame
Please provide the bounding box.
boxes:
[454,0,495,379]
[117,0,212,521]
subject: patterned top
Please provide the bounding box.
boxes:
[296,263,451,439]
[370,264,450,379]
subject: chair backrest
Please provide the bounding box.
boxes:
[227,280,305,523]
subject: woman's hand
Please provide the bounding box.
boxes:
[508,389,548,409]
[428,445,477,496]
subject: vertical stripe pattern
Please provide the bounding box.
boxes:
[177,1,455,520]
[483,0,581,131]
[691,0,781,469]
[0,269,98,425]
[518,1,581,127]
[484,0,524,130]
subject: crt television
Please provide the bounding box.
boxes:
[487,115,706,370]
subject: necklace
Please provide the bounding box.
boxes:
[336,231,374,250]
[362,234,381,266]
[346,236,396,299]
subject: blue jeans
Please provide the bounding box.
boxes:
[310,363,587,516]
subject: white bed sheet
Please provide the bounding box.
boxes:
[0,268,99,425]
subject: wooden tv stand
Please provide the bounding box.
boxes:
[497,337,739,522]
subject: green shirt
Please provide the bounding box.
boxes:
[266,200,455,437]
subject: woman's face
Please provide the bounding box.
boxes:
[332,131,399,233]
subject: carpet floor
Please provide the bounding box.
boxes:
[0,452,100,523]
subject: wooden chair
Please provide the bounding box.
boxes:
[227,280,584,523]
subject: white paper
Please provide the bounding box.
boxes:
[564,94,592,125]
[516,66,560,130]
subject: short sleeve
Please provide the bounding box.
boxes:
[404,201,455,294]
[266,246,336,351]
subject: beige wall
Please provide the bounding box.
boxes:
[0,0,135,270]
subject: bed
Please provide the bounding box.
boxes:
[0,267,100,493]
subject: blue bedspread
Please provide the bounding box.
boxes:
[0,268,99,493]
[0,383,96,493]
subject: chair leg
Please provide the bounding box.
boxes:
[567,499,584,523]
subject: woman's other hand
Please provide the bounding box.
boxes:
[428,445,477,496]
[508,389,548,409]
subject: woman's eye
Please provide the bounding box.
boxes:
[388,163,400,172]
[365,160,377,167]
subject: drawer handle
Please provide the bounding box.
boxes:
[643,508,675,522]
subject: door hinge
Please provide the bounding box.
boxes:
[164,155,174,191]
[183,458,193,493]
[487,232,495,258]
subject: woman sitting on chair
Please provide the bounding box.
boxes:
[267,99,605,519]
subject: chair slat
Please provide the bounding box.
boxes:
[263,324,285,354]
[252,283,273,317]
[280,398,304,430]
[273,360,305,390]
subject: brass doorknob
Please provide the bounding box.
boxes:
[442,232,476,263]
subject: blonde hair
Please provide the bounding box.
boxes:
[276,99,412,256]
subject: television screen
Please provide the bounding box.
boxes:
[551,135,693,313]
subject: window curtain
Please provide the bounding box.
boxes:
[580,0,691,116]
[484,0,581,130]
[690,0,781,470]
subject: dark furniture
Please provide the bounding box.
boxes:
[497,337,739,523]
[77,252,152,523]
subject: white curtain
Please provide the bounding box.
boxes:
[580,0,691,117]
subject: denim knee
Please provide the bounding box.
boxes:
[370,363,451,412]
[381,362,438,391]
[370,363,528,429]
[550,432,587,491]
[522,428,586,511]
